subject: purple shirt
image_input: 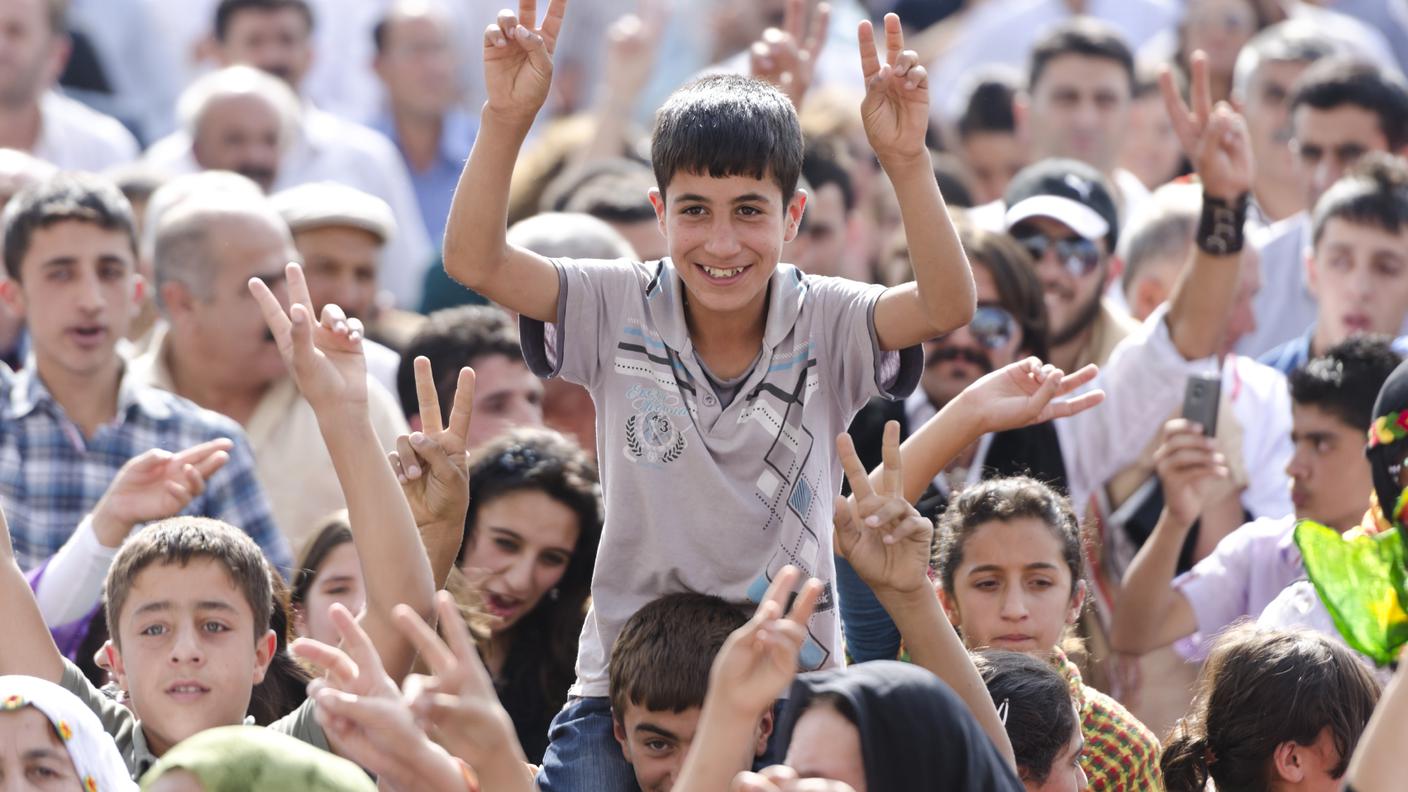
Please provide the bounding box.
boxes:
[25,561,98,660]
[1172,515,1306,658]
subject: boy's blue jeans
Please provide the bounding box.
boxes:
[535,696,786,792]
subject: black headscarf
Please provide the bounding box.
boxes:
[1367,358,1408,527]
[774,661,1024,791]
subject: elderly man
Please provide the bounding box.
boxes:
[129,189,408,550]
[271,181,402,392]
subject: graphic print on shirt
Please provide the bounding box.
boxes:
[616,325,693,466]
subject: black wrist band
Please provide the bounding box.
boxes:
[1196,192,1250,256]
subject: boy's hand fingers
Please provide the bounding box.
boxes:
[786,577,823,626]
[413,356,444,435]
[783,0,803,40]
[1159,65,1196,153]
[291,639,359,688]
[857,20,879,81]
[497,8,519,37]
[329,603,383,675]
[540,0,568,53]
[858,495,909,532]
[517,0,535,25]
[247,276,291,340]
[410,433,462,482]
[882,12,902,65]
[446,367,477,443]
[172,437,234,468]
[1057,364,1099,394]
[1046,390,1104,419]
[392,602,459,680]
[757,566,802,620]
[285,262,315,314]
[880,420,901,497]
[484,22,509,48]
[1189,50,1212,122]
[435,592,496,693]
[395,435,422,480]
[835,433,875,501]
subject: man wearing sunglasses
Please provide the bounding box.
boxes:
[1003,158,1139,375]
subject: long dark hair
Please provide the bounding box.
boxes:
[460,428,602,735]
[248,557,312,725]
[1162,625,1379,792]
[973,650,1078,785]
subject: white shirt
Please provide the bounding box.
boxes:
[30,92,139,172]
[928,0,1179,123]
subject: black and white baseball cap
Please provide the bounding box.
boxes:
[1003,158,1119,250]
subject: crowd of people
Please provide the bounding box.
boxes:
[7,0,1408,789]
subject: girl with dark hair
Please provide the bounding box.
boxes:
[1162,625,1379,792]
[974,650,1087,791]
[288,511,360,646]
[934,476,1161,791]
[456,427,602,763]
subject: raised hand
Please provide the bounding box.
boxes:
[858,13,929,165]
[710,566,823,719]
[733,767,858,792]
[394,593,531,783]
[483,0,568,127]
[1161,51,1253,201]
[602,0,663,111]
[834,421,932,597]
[295,604,464,790]
[750,0,830,111]
[958,358,1106,435]
[91,438,234,546]
[1153,417,1231,528]
[249,262,367,412]
[390,357,475,528]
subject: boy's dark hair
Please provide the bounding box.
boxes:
[543,158,657,223]
[801,136,856,213]
[1291,59,1408,151]
[1,173,137,281]
[396,305,521,422]
[972,650,1077,785]
[214,0,313,40]
[651,74,804,201]
[104,517,274,647]
[1289,335,1403,431]
[957,75,1019,139]
[1027,18,1135,95]
[935,476,1084,599]
[1162,625,1379,792]
[608,592,751,723]
[1311,153,1408,245]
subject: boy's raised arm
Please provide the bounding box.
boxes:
[0,504,64,683]
[250,264,434,684]
[861,13,976,351]
[442,0,567,324]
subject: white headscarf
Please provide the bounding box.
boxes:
[0,675,136,791]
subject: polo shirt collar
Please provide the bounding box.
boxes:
[647,259,807,354]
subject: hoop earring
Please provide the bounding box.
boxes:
[549,587,560,602]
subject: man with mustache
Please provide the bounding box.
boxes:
[127,189,408,551]
[144,0,432,310]
[165,65,298,193]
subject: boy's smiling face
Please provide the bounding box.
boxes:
[106,557,275,757]
[650,170,806,318]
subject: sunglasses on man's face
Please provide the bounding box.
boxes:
[1013,231,1102,278]
[967,304,1018,350]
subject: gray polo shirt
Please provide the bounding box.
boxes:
[59,659,328,779]
[521,258,921,696]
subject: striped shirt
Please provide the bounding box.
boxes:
[0,363,289,572]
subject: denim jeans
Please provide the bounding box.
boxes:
[535,696,788,792]
[535,696,638,792]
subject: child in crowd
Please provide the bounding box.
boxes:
[608,592,764,791]
[973,650,1087,792]
[289,512,360,646]
[933,476,1163,790]
[444,3,976,785]
[0,262,443,777]
[0,674,134,791]
[1161,626,1379,792]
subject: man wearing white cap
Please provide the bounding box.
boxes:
[271,181,402,393]
[1003,157,1138,374]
